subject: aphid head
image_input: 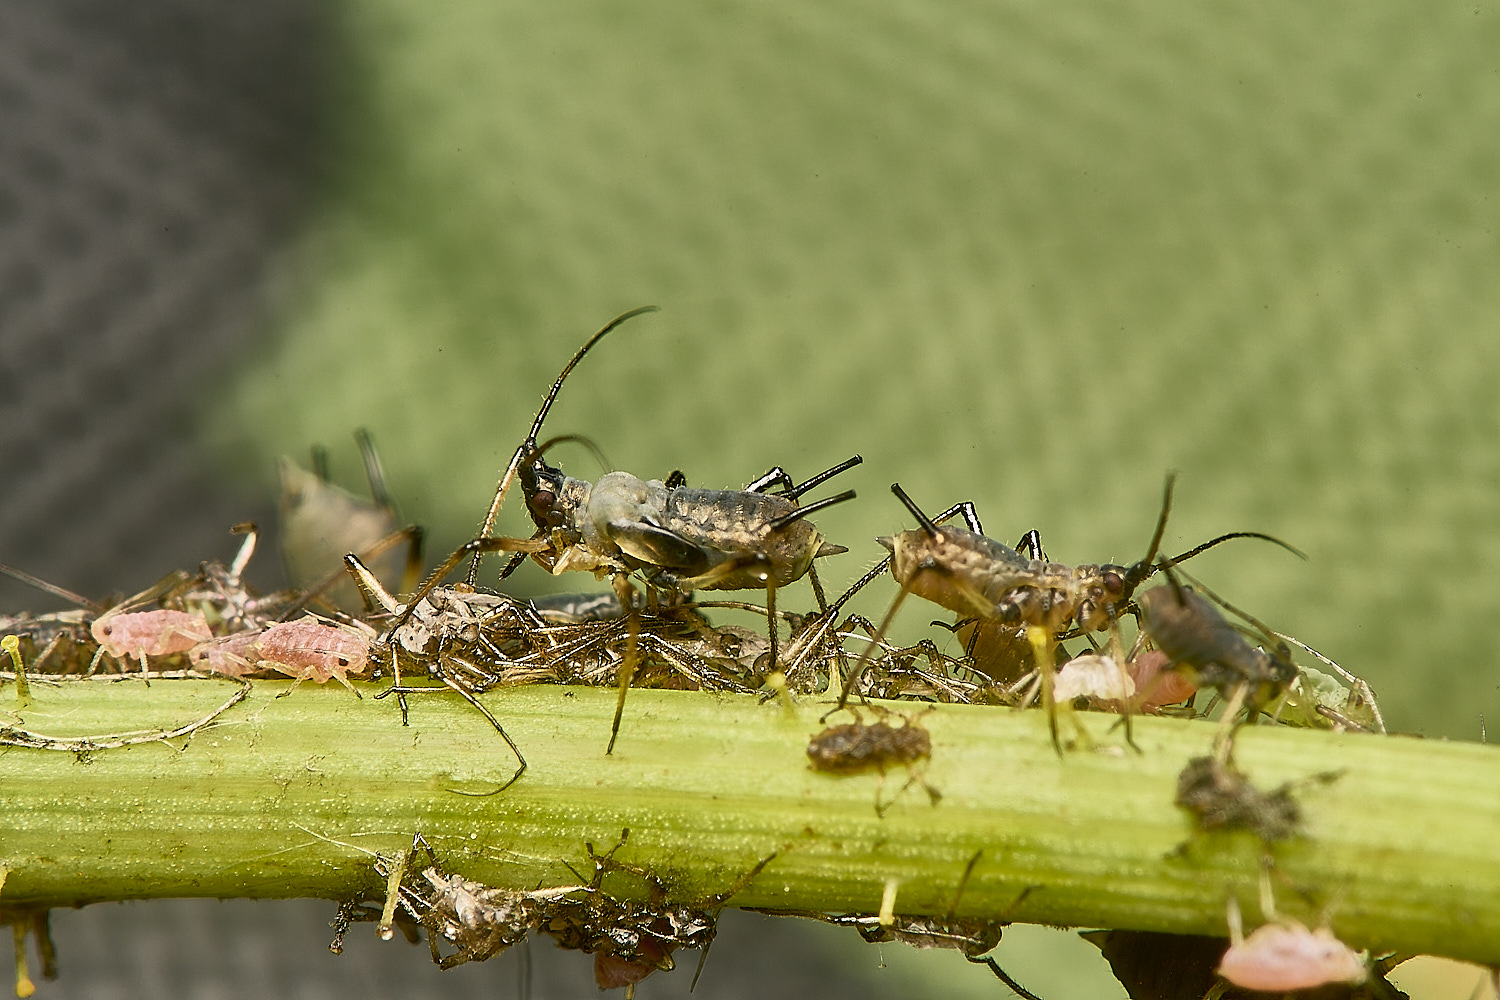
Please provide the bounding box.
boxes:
[518,434,604,532]
[520,453,570,530]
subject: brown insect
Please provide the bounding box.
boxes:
[832,476,1298,751]
[807,709,939,816]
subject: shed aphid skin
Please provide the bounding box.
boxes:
[392,307,858,754]
[279,429,424,614]
[832,475,1301,752]
[345,553,530,792]
[751,856,1044,1000]
[369,828,775,996]
[1174,755,1305,844]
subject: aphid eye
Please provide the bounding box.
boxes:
[101,625,113,636]
[337,657,349,666]
[529,489,556,516]
[1102,571,1125,596]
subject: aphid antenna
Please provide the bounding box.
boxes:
[0,562,101,613]
[784,454,864,499]
[890,483,940,535]
[355,428,396,512]
[1164,561,1288,656]
[1122,472,1305,591]
[943,849,984,922]
[767,489,857,530]
[285,524,424,619]
[468,305,659,584]
[310,443,331,483]
[528,433,612,473]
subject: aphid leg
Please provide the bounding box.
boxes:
[826,587,911,720]
[1026,620,1086,755]
[29,913,55,982]
[1106,626,1142,754]
[377,840,412,941]
[764,582,779,674]
[12,921,34,999]
[85,643,112,676]
[2,635,31,707]
[807,563,830,614]
[607,575,642,755]
[1212,684,1251,765]
[29,632,66,675]
[1013,528,1044,560]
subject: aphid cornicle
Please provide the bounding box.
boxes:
[395,307,860,754]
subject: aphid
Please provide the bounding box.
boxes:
[253,616,376,693]
[188,616,376,694]
[1218,897,1366,993]
[1270,633,1386,735]
[0,557,225,676]
[90,608,213,675]
[834,476,1298,750]
[545,829,776,994]
[1120,648,1199,712]
[806,708,939,816]
[395,307,859,753]
[279,429,423,614]
[1135,576,1300,749]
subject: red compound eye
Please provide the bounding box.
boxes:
[1102,571,1125,596]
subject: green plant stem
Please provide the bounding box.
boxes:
[1,676,1498,964]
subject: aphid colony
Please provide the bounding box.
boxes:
[331,830,773,995]
[1,309,1398,997]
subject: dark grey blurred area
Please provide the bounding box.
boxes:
[39,902,883,1000]
[0,7,898,999]
[0,0,326,611]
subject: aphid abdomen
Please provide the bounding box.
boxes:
[880,527,1032,619]
[1137,586,1262,679]
[189,631,263,677]
[661,488,823,590]
[256,618,371,683]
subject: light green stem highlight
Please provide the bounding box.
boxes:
[1,677,1497,965]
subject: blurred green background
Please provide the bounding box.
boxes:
[216,0,1500,744]
[202,4,1497,995]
